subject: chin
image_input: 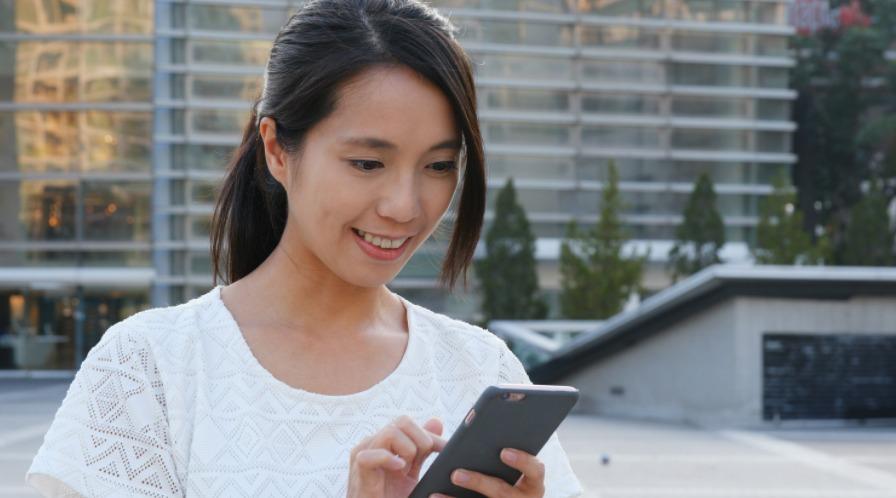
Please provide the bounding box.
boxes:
[339,269,402,289]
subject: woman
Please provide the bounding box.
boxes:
[26,0,583,496]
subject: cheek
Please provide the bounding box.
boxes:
[424,177,459,214]
[290,173,366,238]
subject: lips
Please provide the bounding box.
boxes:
[351,228,412,261]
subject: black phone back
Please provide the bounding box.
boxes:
[410,384,579,498]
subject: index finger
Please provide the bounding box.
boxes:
[392,416,446,476]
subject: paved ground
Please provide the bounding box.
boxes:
[2,380,895,497]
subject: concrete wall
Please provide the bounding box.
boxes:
[561,295,896,428]
[733,295,896,426]
[562,298,743,427]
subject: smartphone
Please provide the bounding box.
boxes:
[410,384,579,498]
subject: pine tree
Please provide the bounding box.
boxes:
[841,182,895,266]
[474,178,547,322]
[667,173,725,282]
[754,173,830,265]
[559,161,646,319]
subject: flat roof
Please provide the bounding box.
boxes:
[529,265,896,384]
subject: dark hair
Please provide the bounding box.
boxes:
[210,0,485,290]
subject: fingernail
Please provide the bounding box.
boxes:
[453,469,469,483]
[502,449,517,463]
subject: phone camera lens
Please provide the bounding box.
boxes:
[501,393,510,400]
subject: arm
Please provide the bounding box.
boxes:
[25,320,182,498]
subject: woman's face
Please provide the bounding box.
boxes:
[261,64,461,288]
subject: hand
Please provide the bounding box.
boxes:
[431,448,545,498]
[346,415,446,498]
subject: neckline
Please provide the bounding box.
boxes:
[209,284,418,402]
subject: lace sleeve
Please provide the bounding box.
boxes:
[25,319,182,498]
[498,343,585,498]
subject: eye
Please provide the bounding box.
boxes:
[349,159,383,172]
[429,161,457,173]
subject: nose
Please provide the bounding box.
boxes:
[376,170,422,224]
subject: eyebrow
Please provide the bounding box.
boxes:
[340,136,461,152]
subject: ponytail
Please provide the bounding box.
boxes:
[210,105,287,285]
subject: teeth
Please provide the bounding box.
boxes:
[355,228,407,250]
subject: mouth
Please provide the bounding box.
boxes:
[351,227,412,260]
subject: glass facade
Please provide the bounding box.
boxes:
[0,1,153,370]
[1,0,796,369]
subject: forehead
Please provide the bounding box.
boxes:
[312,64,460,149]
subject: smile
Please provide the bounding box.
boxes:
[352,228,412,261]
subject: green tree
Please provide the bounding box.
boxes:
[841,182,895,266]
[474,178,547,322]
[754,173,831,265]
[667,173,725,282]
[791,1,892,262]
[559,161,646,319]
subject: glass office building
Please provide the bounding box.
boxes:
[0,0,795,371]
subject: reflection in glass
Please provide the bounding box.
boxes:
[190,40,271,66]
[188,4,291,34]
[190,109,249,135]
[2,42,152,103]
[487,155,576,180]
[583,93,660,114]
[670,63,749,87]
[190,181,218,205]
[580,26,659,49]
[575,0,664,17]
[672,97,748,118]
[0,180,76,242]
[475,54,572,80]
[189,253,211,275]
[483,88,569,111]
[582,126,660,148]
[582,60,663,83]
[190,75,262,100]
[487,122,570,146]
[433,0,575,13]
[671,129,749,150]
[455,19,573,46]
[0,111,151,173]
[82,181,150,241]
[0,0,153,35]
[0,251,151,267]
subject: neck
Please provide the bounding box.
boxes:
[227,228,403,339]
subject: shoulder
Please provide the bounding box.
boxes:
[103,287,219,346]
[86,287,222,376]
[404,298,515,367]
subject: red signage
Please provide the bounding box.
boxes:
[789,0,870,35]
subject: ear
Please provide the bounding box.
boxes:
[258,116,289,188]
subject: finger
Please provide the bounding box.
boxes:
[422,417,447,452]
[392,416,444,478]
[451,468,518,498]
[370,423,418,470]
[501,448,546,493]
[422,416,443,436]
[354,448,407,472]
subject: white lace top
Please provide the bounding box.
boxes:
[26,285,584,498]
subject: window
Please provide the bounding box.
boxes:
[82,181,150,241]
[455,19,573,46]
[0,0,152,34]
[483,88,569,111]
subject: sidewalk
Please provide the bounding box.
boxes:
[2,380,895,497]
